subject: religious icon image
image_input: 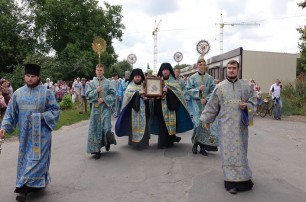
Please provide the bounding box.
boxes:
[143,77,163,97]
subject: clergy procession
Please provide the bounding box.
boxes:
[0,53,259,201]
[3,0,306,201]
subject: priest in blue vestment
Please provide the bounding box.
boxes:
[86,64,117,159]
[0,64,60,202]
[186,56,218,156]
[200,60,257,194]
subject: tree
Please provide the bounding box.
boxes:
[24,0,125,77]
[174,64,189,69]
[297,1,306,75]
[110,60,132,78]
[1,0,126,85]
[0,0,36,76]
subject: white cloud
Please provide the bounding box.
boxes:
[100,0,305,73]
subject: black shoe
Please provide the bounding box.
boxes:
[16,193,27,202]
[105,144,110,151]
[174,136,181,143]
[228,188,238,194]
[200,148,208,156]
[192,143,198,154]
[94,152,101,160]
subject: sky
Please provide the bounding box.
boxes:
[98,0,306,73]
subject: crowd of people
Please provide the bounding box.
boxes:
[0,59,285,201]
[0,79,13,120]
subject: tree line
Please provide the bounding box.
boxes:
[0,0,132,89]
[1,0,306,90]
[296,1,306,76]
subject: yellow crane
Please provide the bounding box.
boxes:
[216,13,260,54]
[152,19,162,74]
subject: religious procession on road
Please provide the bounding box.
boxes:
[0,52,270,202]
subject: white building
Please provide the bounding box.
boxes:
[182,47,300,93]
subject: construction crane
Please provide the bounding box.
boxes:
[152,19,162,74]
[216,13,260,54]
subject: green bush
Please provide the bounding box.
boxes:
[59,94,73,110]
[282,80,306,115]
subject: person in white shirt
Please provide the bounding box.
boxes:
[269,79,282,119]
[44,78,53,89]
[255,85,262,114]
[72,77,82,102]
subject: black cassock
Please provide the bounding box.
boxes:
[154,89,181,149]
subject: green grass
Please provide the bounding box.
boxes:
[281,80,306,116]
[3,109,90,138]
[54,109,90,130]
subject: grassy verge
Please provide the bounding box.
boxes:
[261,80,306,116]
[4,109,90,138]
[281,80,306,116]
[54,109,90,130]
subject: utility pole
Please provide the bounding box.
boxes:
[152,19,162,74]
[216,13,260,54]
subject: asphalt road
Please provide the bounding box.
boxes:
[0,117,306,202]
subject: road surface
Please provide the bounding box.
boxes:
[0,117,305,202]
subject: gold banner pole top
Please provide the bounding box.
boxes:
[92,37,107,66]
[92,37,107,101]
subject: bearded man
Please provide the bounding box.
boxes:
[200,60,257,194]
[0,64,60,202]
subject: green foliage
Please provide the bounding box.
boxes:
[57,43,95,80]
[1,0,126,84]
[174,64,190,69]
[59,94,73,110]
[296,58,305,76]
[2,64,24,90]
[297,1,306,74]
[109,60,132,78]
[29,0,124,71]
[281,80,306,115]
[0,0,36,75]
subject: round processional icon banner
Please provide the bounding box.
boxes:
[173,52,183,63]
[127,53,137,65]
[196,40,210,56]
